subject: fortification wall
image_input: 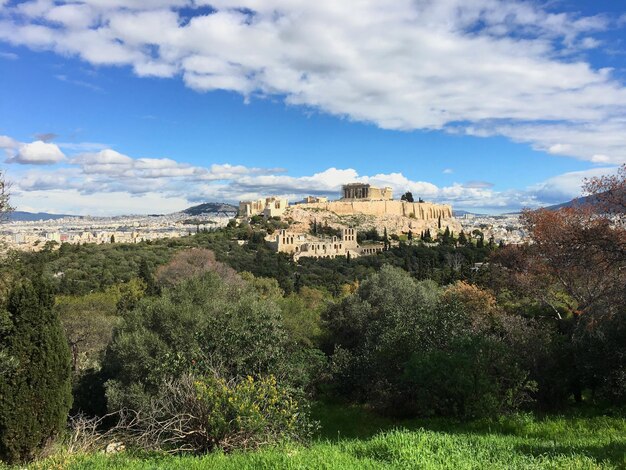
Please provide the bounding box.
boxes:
[301,200,452,220]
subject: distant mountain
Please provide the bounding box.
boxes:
[544,194,592,211]
[182,202,238,216]
[545,193,611,211]
[7,211,78,222]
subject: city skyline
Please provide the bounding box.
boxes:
[1,0,626,215]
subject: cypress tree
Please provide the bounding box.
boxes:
[442,226,451,244]
[458,230,468,245]
[138,258,159,296]
[0,279,72,464]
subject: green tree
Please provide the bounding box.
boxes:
[441,226,452,245]
[324,268,535,417]
[0,279,72,464]
[400,191,414,203]
[458,230,468,245]
[477,235,485,248]
[138,258,159,296]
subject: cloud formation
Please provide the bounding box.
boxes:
[5,131,615,215]
[1,0,626,162]
[6,140,66,164]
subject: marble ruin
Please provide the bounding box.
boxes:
[238,197,288,218]
[341,183,393,201]
[270,228,384,261]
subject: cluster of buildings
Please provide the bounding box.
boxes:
[1,212,232,252]
[458,213,527,245]
[4,182,529,258]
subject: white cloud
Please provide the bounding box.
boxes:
[12,189,191,217]
[7,140,66,164]
[0,135,18,149]
[9,143,618,214]
[443,168,454,174]
[526,167,619,204]
[1,1,625,162]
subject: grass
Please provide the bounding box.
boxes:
[15,404,626,469]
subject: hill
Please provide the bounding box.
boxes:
[181,202,238,216]
[545,192,624,213]
[545,194,598,211]
[7,211,78,222]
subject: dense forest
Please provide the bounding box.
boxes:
[0,166,624,466]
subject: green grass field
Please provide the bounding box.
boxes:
[21,404,626,469]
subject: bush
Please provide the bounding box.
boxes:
[117,373,311,453]
[103,271,291,411]
[403,335,536,418]
[324,266,537,417]
[0,279,72,464]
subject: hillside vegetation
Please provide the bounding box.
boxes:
[0,165,624,467]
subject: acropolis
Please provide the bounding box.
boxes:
[297,183,453,220]
[239,182,457,260]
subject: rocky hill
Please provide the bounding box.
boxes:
[284,205,462,237]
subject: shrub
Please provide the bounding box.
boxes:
[0,279,72,464]
[115,373,313,453]
[103,271,291,411]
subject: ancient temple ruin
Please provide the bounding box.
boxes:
[341,183,393,201]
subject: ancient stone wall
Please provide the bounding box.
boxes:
[301,200,452,220]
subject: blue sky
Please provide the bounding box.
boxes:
[1,0,625,215]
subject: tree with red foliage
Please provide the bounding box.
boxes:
[514,166,626,403]
[520,205,625,316]
[583,163,626,219]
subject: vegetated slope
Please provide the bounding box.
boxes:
[28,408,626,469]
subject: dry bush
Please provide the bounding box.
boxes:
[110,373,310,454]
[65,413,122,454]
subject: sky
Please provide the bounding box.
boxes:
[1,0,626,216]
